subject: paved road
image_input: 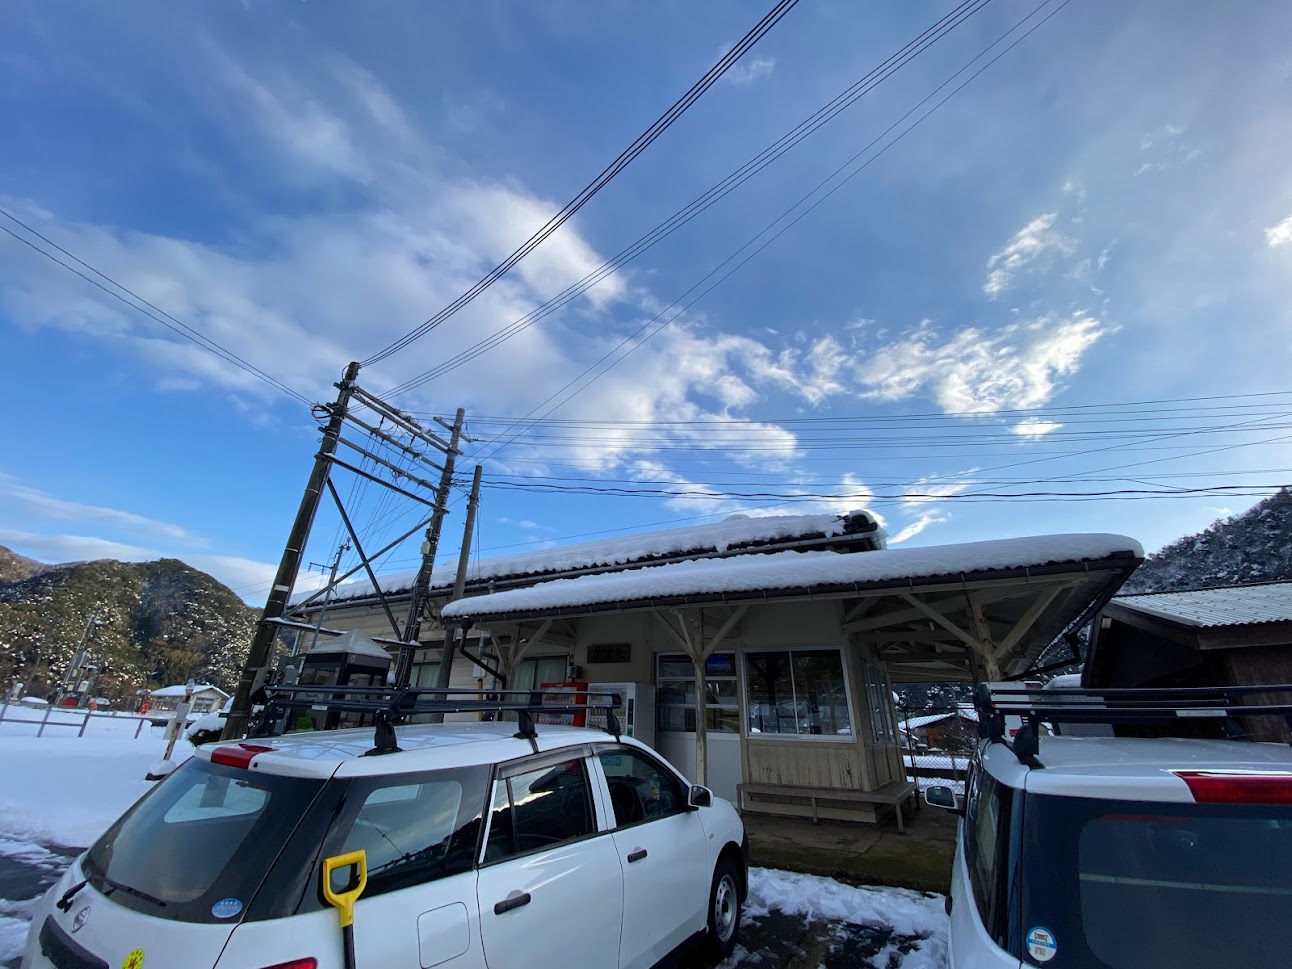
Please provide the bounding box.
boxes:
[3,848,921,969]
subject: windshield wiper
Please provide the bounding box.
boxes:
[100,875,167,908]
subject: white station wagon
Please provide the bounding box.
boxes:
[21,689,748,969]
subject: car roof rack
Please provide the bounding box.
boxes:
[251,685,624,755]
[974,682,1292,768]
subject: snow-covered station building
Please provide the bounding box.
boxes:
[287,512,1142,824]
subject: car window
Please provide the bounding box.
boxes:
[598,748,685,827]
[967,768,1013,946]
[82,758,323,923]
[1022,795,1292,969]
[484,757,596,862]
[330,766,490,899]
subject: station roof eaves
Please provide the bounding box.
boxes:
[441,533,1144,624]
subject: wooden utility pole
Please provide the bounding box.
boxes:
[395,408,465,686]
[222,362,360,740]
[428,465,482,719]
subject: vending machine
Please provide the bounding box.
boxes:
[587,682,655,748]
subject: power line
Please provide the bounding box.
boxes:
[0,208,312,406]
[386,0,997,396]
[471,0,1075,467]
[361,0,803,368]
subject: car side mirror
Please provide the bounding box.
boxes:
[688,785,713,809]
[924,786,965,814]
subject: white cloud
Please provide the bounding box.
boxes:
[0,480,194,542]
[1265,213,1292,248]
[901,472,978,507]
[724,55,776,86]
[0,529,157,564]
[1011,418,1063,437]
[889,511,949,545]
[857,315,1106,414]
[984,214,1075,298]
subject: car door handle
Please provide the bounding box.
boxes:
[494,892,531,915]
[627,849,648,863]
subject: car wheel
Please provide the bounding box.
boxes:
[702,857,742,961]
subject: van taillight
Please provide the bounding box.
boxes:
[257,960,316,969]
[210,743,275,769]
[1173,770,1292,804]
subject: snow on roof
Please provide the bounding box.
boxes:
[296,511,883,606]
[305,629,393,661]
[900,710,979,730]
[1110,581,1292,628]
[443,533,1143,621]
[151,684,229,698]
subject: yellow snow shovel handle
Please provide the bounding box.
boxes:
[322,850,368,929]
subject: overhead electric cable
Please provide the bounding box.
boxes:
[361,0,802,368]
[386,0,997,396]
[0,208,312,406]
[472,0,1075,467]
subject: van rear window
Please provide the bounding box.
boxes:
[83,758,324,922]
[1022,794,1292,968]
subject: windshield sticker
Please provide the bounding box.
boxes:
[211,898,243,919]
[1026,926,1058,963]
[122,948,145,969]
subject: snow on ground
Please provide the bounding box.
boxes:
[738,868,948,968]
[0,718,191,846]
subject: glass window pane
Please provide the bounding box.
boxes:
[746,652,795,734]
[657,656,693,679]
[793,651,848,736]
[656,706,690,733]
[599,749,685,825]
[507,759,595,856]
[704,654,737,677]
[658,682,696,706]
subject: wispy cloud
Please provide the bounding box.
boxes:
[1011,418,1063,437]
[857,315,1106,414]
[984,214,1075,298]
[724,55,775,86]
[1265,212,1292,248]
[889,511,949,545]
[0,480,194,542]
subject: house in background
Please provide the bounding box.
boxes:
[899,708,980,752]
[1085,581,1292,741]
[145,683,230,724]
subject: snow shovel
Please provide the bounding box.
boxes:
[322,849,368,969]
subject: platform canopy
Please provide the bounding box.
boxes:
[442,533,1143,681]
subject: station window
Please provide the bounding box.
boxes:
[655,653,739,733]
[745,649,852,738]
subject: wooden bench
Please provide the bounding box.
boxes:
[737,779,918,833]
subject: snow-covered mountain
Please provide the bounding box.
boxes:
[1122,487,1292,593]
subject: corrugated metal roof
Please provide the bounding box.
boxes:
[1112,582,1292,627]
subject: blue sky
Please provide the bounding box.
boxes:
[2,0,1291,604]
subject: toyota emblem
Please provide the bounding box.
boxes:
[72,905,90,933]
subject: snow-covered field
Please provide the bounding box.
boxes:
[0,725,948,968]
[0,715,194,964]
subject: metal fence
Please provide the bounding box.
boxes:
[899,706,976,794]
[0,700,153,738]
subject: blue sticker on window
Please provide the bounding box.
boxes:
[211,898,243,920]
[1026,926,1057,963]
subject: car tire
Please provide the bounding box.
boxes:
[701,857,742,961]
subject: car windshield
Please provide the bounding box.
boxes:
[83,757,325,923]
[1021,792,1292,968]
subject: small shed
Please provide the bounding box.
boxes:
[294,629,393,729]
[1086,581,1292,741]
[147,684,230,722]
